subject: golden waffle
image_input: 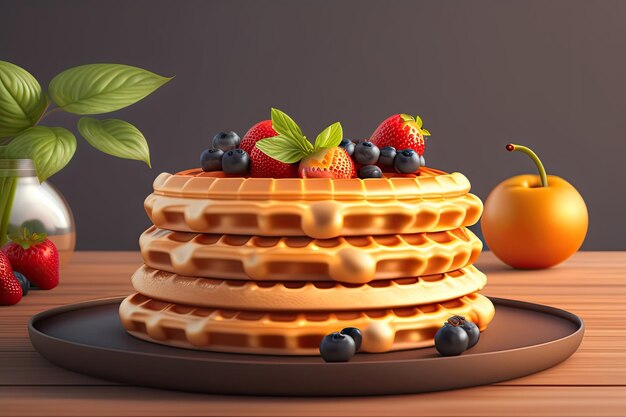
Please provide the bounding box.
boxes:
[153,167,471,201]
[119,292,495,355]
[131,265,487,311]
[145,192,482,239]
[140,227,482,283]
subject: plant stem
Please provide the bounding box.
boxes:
[40,106,63,121]
[0,176,18,246]
[506,143,549,187]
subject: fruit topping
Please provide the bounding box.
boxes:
[3,229,59,290]
[370,114,431,156]
[340,327,362,351]
[319,332,357,362]
[255,108,356,179]
[221,149,250,175]
[240,120,277,154]
[419,155,426,167]
[339,138,355,156]
[200,148,224,172]
[250,146,298,178]
[393,149,420,174]
[0,251,21,306]
[434,320,469,356]
[13,272,29,296]
[460,318,480,348]
[212,131,240,151]
[378,146,396,168]
[358,165,383,179]
[353,141,380,166]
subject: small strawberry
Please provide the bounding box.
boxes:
[3,229,59,290]
[370,114,431,156]
[255,108,355,179]
[240,120,278,154]
[249,146,299,178]
[0,251,21,306]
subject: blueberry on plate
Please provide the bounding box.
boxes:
[319,332,356,362]
[339,138,355,156]
[358,165,383,179]
[460,319,480,348]
[393,149,420,174]
[222,149,250,175]
[419,155,426,167]
[434,319,469,356]
[378,146,396,167]
[212,131,240,151]
[353,141,380,165]
[340,327,362,351]
[13,272,29,296]
[200,148,224,172]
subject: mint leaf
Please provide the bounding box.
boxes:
[270,108,307,145]
[0,61,48,137]
[78,117,151,167]
[421,128,431,136]
[314,122,343,150]
[49,64,172,115]
[255,135,309,164]
[6,126,77,182]
[400,114,414,122]
[415,115,423,128]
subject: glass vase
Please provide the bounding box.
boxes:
[0,159,75,266]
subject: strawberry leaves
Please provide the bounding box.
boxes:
[256,108,343,164]
[400,113,431,137]
[9,227,47,250]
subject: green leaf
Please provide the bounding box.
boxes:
[48,64,172,115]
[415,115,423,128]
[78,117,150,167]
[270,108,308,146]
[421,128,431,136]
[0,61,48,137]
[314,122,343,150]
[6,126,76,182]
[400,114,414,122]
[255,135,309,164]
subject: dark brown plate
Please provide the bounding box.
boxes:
[28,297,583,396]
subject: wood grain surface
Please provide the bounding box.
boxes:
[1,251,624,416]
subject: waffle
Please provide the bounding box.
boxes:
[145,192,482,239]
[153,167,471,201]
[131,265,487,311]
[140,226,482,283]
[119,292,495,355]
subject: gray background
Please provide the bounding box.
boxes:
[1,0,624,250]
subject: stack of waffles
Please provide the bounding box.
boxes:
[119,167,495,355]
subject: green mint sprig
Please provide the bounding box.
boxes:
[255,108,343,164]
[0,61,172,182]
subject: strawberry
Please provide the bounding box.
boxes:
[370,114,431,156]
[3,229,59,290]
[299,147,355,178]
[240,120,278,154]
[0,251,21,306]
[249,146,299,178]
[255,108,356,179]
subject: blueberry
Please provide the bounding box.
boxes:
[200,148,224,172]
[340,327,362,351]
[378,146,396,167]
[393,149,420,174]
[435,317,470,356]
[319,332,356,362]
[461,320,480,348]
[353,141,380,165]
[358,165,383,179]
[212,131,240,151]
[222,149,250,175]
[419,155,426,167]
[13,272,29,296]
[339,138,355,156]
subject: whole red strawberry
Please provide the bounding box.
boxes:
[240,120,278,154]
[3,229,59,290]
[249,146,299,178]
[370,114,431,156]
[0,251,21,306]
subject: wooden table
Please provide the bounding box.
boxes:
[1,251,624,416]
